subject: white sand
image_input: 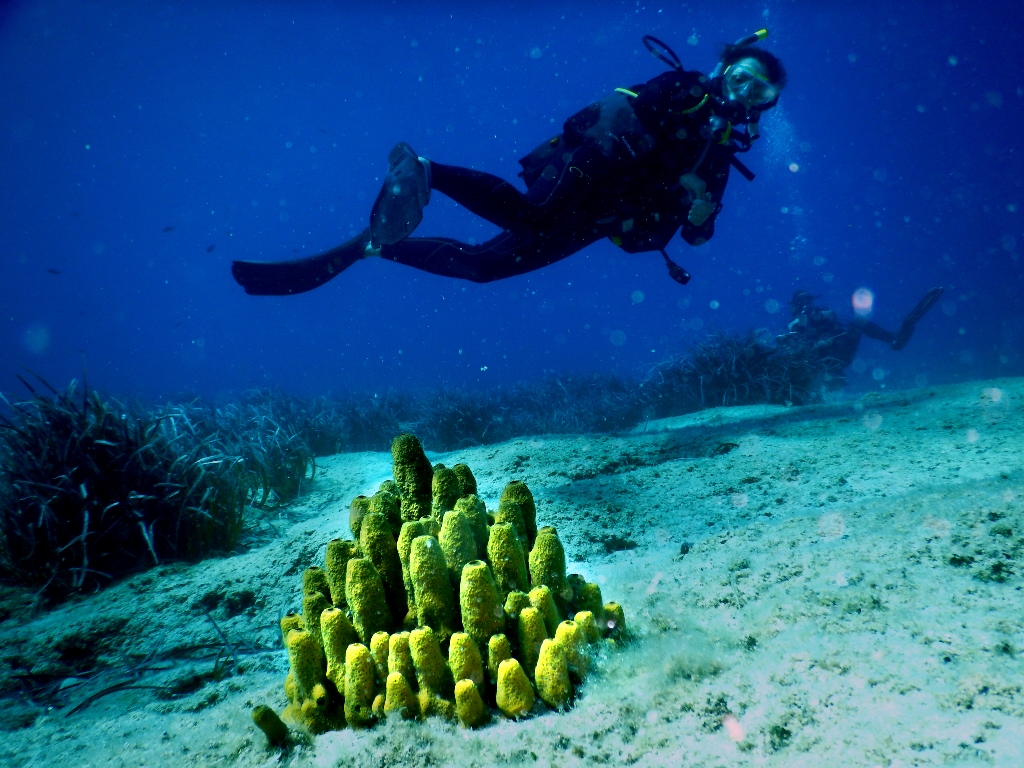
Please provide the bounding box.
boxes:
[2,378,1023,767]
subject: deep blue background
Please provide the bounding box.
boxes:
[1,0,1021,400]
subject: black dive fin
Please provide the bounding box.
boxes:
[891,286,944,350]
[369,143,431,246]
[231,229,370,296]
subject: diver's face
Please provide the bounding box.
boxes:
[723,57,779,109]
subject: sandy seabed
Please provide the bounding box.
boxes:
[2,378,1024,767]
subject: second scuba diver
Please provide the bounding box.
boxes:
[232,31,786,296]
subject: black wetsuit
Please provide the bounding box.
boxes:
[785,307,896,370]
[376,69,741,282]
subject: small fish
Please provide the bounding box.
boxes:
[206,244,215,253]
[163,226,175,233]
[46,268,59,275]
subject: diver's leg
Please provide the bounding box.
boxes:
[378,226,599,283]
[429,162,544,230]
[891,287,944,350]
[856,321,897,345]
[231,229,371,295]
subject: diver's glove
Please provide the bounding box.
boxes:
[680,172,715,226]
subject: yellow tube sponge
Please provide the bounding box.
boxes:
[603,602,627,639]
[554,620,590,683]
[452,462,477,496]
[529,526,571,607]
[535,639,572,710]
[517,606,548,680]
[575,581,604,619]
[344,643,377,728]
[528,585,561,638]
[455,678,489,728]
[302,592,331,653]
[439,508,477,595]
[460,560,505,651]
[391,434,434,521]
[324,538,360,611]
[321,606,357,689]
[388,631,416,689]
[410,534,456,638]
[286,629,325,701]
[418,688,457,721]
[280,612,304,647]
[487,522,530,600]
[368,486,403,538]
[409,626,454,698]
[487,633,512,687]
[495,658,534,719]
[494,498,528,545]
[252,704,289,747]
[345,557,393,644]
[397,520,428,621]
[573,610,601,644]
[359,511,407,619]
[500,480,537,548]
[370,631,390,685]
[302,567,331,601]
[448,631,485,688]
[349,495,371,539]
[453,495,488,559]
[383,671,419,719]
[432,464,462,518]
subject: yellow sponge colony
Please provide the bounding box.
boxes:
[261,433,628,738]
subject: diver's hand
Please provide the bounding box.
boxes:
[688,195,716,226]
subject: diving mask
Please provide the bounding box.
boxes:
[724,62,778,108]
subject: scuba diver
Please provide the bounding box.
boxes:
[780,287,945,387]
[231,30,786,296]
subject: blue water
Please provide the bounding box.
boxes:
[0,0,1020,401]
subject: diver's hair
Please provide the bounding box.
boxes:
[721,44,787,88]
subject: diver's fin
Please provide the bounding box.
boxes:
[231,229,371,296]
[369,143,431,246]
[891,286,944,350]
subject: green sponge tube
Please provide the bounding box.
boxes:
[252,704,289,747]
[302,567,331,602]
[487,633,512,687]
[432,464,462,518]
[320,606,356,689]
[603,602,627,639]
[554,619,590,683]
[455,678,489,728]
[493,498,528,545]
[383,671,419,719]
[410,535,456,638]
[349,495,371,539]
[528,585,561,638]
[409,626,454,698]
[453,495,489,559]
[500,481,537,548]
[302,592,331,653]
[324,539,360,611]
[440,508,477,598]
[286,629,325,700]
[535,638,572,710]
[369,486,403,538]
[391,434,434,521]
[279,612,304,647]
[573,610,601,644]
[487,522,530,600]
[387,631,417,690]
[460,560,505,652]
[495,658,534,719]
[370,631,390,686]
[575,580,604,619]
[452,463,477,496]
[344,643,377,727]
[448,631,485,688]
[397,520,428,620]
[359,511,407,620]
[529,526,571,607]
[345,557,393,644]
[517,606,548,680]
